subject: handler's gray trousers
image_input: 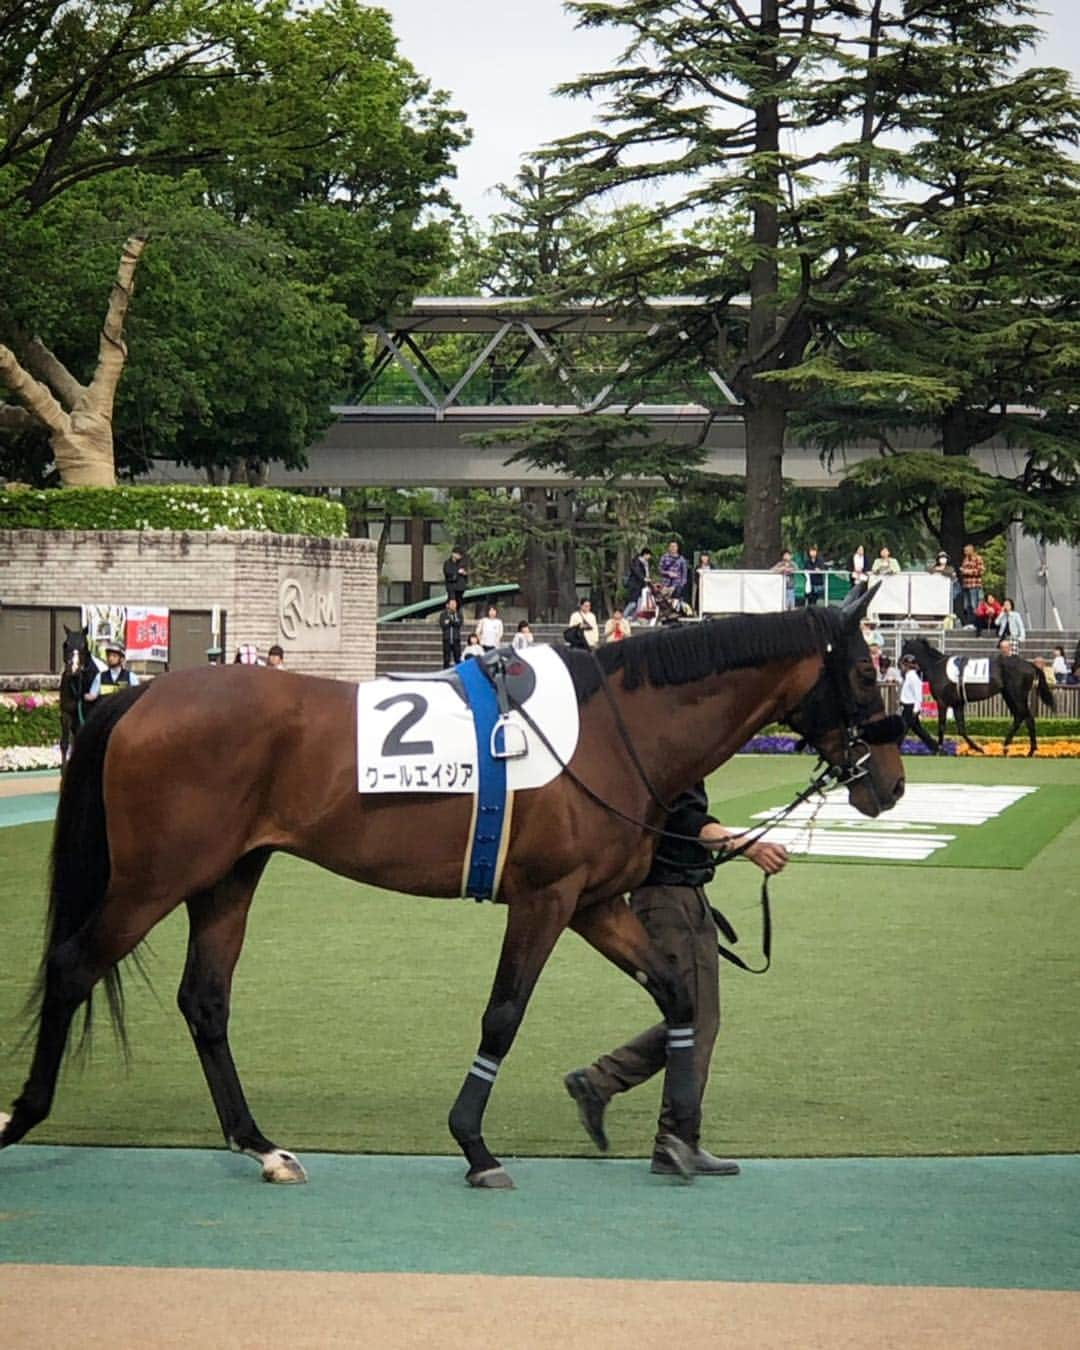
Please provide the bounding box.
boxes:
[585,883,720,1148]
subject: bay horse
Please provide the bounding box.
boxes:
[901,636,1054,756]
[58,625,94,768]
[1,586,904,1190]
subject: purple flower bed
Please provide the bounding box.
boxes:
[738,733,956,756]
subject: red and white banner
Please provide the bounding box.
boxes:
[124,607,170,662]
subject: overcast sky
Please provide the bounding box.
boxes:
[380,0,1080,222]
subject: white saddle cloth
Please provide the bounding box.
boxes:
[356,644,579,794]
[945,656,991,688]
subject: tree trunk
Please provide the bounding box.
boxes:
[741,1,784,567]
[0,234,145,487]
[521,486,550,619]
[938,405,969,562]
[741,401,786,567]
[553,489,578,619]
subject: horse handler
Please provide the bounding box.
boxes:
[83,640,140,704]
[565,782,787,1176]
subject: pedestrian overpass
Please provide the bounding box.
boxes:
[149,296,1028,490]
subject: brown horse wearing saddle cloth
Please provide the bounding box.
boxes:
[2,585,903,1190]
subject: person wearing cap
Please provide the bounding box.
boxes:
[84,640,140,703]
[899,655,938,753]
[926,551,960,621]
[206,645,224,665]
[443,546,468,609]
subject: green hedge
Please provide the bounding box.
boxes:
[760,717,1079,740]
[0,701,62,748]
[0,485,346,537]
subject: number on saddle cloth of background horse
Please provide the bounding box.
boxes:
[58,625,94,767]
[1,585,904,1192]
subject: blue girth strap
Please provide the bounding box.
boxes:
[456,656,508,900]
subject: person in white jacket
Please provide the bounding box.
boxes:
[899,655,939,753]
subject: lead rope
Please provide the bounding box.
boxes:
[505,688,843,976]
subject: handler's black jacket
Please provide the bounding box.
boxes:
[644,781,719,888]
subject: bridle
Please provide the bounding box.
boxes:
[784,636,903,797]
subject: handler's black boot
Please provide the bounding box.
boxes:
[564,1069,609,1152]
[651,1145,740,1177]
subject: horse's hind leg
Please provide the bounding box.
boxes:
[1,889,176,1149]
[178,852,304,1184]
[1000,692,1032,755]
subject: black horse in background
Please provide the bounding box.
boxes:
[59,626,94,768]
[902,636,1055,756]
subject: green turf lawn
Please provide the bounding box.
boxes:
[1,757,1077,1159]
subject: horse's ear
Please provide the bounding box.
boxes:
[840,580,876,624]
[63,625,72,636]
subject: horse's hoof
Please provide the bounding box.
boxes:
[261,1150,307,1184]
[467,1165,515,1190]
[655,1133,696,1184]
[0,1112,10,1146]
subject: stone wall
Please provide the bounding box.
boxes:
[0,529,377,680]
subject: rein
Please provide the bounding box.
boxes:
[500,631,891,975]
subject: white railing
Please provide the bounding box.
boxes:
[698,570,953,619]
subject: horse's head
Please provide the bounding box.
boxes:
[62,625,91,675]
[787,584,905,818]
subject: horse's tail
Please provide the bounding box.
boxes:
[31,685,150,1055]
[1034,664,1055,711]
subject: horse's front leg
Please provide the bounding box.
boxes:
[953,702,981,753]
[448,884,579,1189]
[570,896,701,1180]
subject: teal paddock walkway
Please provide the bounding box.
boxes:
[1,1147,1078,1288]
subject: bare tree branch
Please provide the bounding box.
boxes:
[0,403,35,431]
[86,234,147,414]
[23,336,87,410]
[0,344,70,435]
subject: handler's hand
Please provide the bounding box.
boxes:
[743,840,789,875]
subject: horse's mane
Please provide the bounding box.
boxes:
[557,608,840,704]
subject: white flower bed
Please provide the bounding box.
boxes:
[0,746,63,772]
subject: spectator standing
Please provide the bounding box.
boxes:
[871,546,901,577]
[959,544,985,624]
[695,552,713,613]
[443,547,468,607]
[440,597,463,667]
[267,644,285,669]
[567,598,600,650]
[234,644,264,665]
[899,655,938,753]
[994,597,1025,652]
[659,541,689,601]
[563,781,788,1176]
[1050,646,1071,683]
[927,552,960,620]
[84,641,140,703]
[604,608,632,643]
[770,549,797,609]
[475,604,504,652]
[512,620,534,652]
[801,545,826,606]
[624,547,652,621]
[851,544,867,583]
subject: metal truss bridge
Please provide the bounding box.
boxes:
[155,296,1028,489]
